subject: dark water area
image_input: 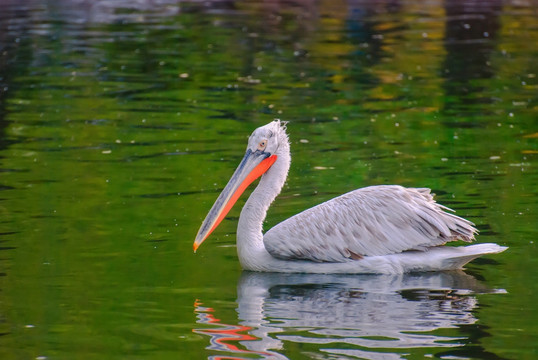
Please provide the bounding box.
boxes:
[0,0,537,359]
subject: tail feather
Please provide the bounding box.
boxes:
[380,243,508,273]
[437,243,508,270]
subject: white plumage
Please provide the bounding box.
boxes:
[194,120,507,273]
[265,185,475,262]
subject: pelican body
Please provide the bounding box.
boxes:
[194,120,506,274]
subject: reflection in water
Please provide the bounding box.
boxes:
[195,271,505,359]
[194,299,284,360]
[441,0,502,117]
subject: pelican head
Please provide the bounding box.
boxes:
[193,120,287,252]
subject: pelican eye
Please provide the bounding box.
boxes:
[257,140,267,151]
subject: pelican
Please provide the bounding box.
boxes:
[193,120,507,274]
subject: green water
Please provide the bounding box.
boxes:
[0,0,536,359]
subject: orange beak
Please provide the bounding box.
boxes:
[193,149,277,252]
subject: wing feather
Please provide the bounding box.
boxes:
[263,185,476,262]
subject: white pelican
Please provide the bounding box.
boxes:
[193,120,507,274]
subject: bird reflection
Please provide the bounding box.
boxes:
[194,271,505,359]
[193,299,284,359]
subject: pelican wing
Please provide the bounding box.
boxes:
[263,185,476,262]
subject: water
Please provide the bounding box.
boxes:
[0,0,536,359]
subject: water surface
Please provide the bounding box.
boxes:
[0,0,537,359]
